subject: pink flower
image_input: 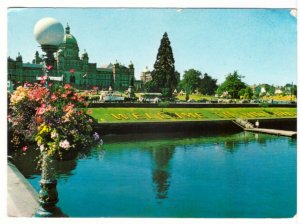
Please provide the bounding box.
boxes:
[46,65,53,70]
[64,84,72,90]
[24,82,33,87]
[87,109,93,115]
[36,107,46,115]
[63,103,74,112]
[59,140,70,149]
[22,146,28,152]
[51,94,58,101]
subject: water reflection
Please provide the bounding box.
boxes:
[10,131,296,217]
[149,145,175,199]
[9,146,80,180]
[8,146,41,177]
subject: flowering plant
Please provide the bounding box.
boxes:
[8,81,102,159]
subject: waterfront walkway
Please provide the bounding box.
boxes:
[233,118,297,138]
[7,162,39,217]
[244,128,297,138]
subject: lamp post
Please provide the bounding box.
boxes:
[33,17,64,217]
[290,82,293,102]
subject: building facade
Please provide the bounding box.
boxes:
[140,66,152,84]
[8,24,134,91]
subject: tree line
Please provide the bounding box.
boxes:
[143,32,296,100]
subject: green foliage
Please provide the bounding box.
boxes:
[238,86,253,99]
[179,69,218,97]
[285,83,297,96]
[180,69,201,94]
[158,101,170,112]
[151,32,178,98]
[217,71,246,99]
[144,80,158,93]
[199,73,218,95]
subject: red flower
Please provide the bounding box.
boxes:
[22,146,28,152]
[70,68,75,74]
[47,65,53,70]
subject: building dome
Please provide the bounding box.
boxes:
[33,17,64,46]
[63,34,78,44]
[62,23,78,45]
[143,66,150,73]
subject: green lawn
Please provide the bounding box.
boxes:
[89,107,297,123]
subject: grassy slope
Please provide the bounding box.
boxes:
[89,107,297,123]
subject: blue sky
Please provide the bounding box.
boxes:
[7,8,296,86]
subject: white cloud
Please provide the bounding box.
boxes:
[290,9,297,18]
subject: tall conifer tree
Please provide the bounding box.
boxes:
[151,32,178,98]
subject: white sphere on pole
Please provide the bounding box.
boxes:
[33,17,64,46]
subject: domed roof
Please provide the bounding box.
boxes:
[63,33,78,44]
[143,66,150,73]
[61,23,78,45]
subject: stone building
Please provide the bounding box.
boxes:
[8,24,134,91]
[140,66,152,84]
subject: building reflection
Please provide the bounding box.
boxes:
[149,145,175,199]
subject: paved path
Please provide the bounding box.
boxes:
[7,162,39,217]
[233,118,297,138]
[244,128,297,138]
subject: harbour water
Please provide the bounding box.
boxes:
[13,131,296,218]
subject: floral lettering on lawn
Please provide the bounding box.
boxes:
[108,110,296,121]
[132,113,146,120]
[111,114,130,120]
[214,112,226,118]
[145,113,155,119]
[157,112,171,119]
[194,112,205,118]
[174,113,183,119]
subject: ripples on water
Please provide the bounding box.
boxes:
[11,131,296,218]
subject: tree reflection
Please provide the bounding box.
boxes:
[149,145,175,199]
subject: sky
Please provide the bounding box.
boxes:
[7,7,297,86]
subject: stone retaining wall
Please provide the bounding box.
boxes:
[93,118,296,135]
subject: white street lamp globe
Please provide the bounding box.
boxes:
[33,17,64,46]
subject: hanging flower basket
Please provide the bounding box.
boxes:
[8,81,103,160]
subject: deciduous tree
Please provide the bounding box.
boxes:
[217,71,246,99]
